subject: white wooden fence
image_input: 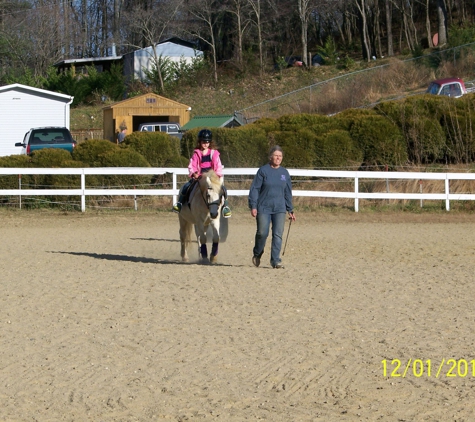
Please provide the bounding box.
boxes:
[1,167,475,212]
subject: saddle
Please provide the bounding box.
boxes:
[182,179,198,206]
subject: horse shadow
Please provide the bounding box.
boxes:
[49,251,234,267]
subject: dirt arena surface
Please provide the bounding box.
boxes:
[1,209,475,421]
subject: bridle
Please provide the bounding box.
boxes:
[200,184,221,208]
[199,177,222,218]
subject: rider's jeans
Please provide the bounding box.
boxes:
[253,212,286,267]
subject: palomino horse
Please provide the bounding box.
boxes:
[178,170,224,263]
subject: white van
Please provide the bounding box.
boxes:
[138,123,182,140]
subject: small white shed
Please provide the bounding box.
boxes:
[123,37,203,82]
[0,84,74,157]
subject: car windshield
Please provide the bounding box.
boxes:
[30,129,72,144]
[426,82,441,95]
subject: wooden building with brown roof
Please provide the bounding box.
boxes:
[103,93,191,142]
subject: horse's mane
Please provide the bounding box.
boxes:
[199,170,222,194]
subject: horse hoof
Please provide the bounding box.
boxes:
[182,257,189,262]
[210,255,218,264]
[200,257,210,264]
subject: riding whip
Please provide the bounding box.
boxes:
[282,219,292,256]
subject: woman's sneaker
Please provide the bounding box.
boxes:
[172,202,182,213]
[222,205,232,218]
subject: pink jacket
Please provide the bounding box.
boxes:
[188,149,224,177]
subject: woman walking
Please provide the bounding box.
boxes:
[248,145,296,269]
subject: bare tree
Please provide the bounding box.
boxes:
[354,0,371,61]
[223,0,252,70]
[184,0,224,84]
[124,0,184,91]
[297,0,313,66]
[246,0,265,75]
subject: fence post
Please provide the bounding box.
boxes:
[81,170,86,212]
[172,172,178,204]
[18,174,21,209]
[354,175,359,212]
[134,185,137,211]
[419,180,423,208]
[445,175,450,211]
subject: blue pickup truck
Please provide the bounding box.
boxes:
[15,127,77,155]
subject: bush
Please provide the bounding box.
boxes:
[182,126,269,167]
[72,139,118,166]
[0,155,32,189]
[269,129,316,168]
[349,115,407,168]
[213,126,269,167]
[252,117,281,133]
[30,148,75,167]
[277,113,330,131]
[72,138,151,187]
[442,110,475,163]
[375,97,446,164]
[122,131,186,167]
[315,129,363,168]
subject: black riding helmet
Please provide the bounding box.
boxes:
[198,128,212,142]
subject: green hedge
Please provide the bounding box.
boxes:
[349,114,407,168]
[181,126,269,167]
[315,129,363,168]
[121,131,187,167]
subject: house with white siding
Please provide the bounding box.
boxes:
[0,84,73,157]
[123,37,203,82]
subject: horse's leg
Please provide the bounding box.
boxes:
[195,223,209,263]
[209,219,221,264]
[179,217,192,262]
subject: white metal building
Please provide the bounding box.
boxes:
[123,37,203,82]
[0,84,74,157]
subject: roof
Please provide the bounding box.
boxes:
[0,83,74,102]
[102,93,191,111]
[182,115,243,130]
[54,56,122,67]
[158,37,200,49]
[431,77,464,85]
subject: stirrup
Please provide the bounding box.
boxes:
[172,202,182,213]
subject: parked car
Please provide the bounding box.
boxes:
[138,122,182,140]
[426,77,475,98]
[15,127,77,155]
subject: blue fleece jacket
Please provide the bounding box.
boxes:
[248,164,293,214]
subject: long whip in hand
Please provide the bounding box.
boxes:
[282,219,292,256]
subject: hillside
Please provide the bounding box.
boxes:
[70,66,332,131]
[71,49,475,131]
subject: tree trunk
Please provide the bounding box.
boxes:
[426,0,433,48]
[355,0,371,61]
[385,0,393,56]
[297,0,310,66]
[437,0,448,45]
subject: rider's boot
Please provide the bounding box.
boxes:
[173,180,193,213]
[221,185,232,218]
[172,200,182,213]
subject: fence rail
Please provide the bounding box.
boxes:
[1,167,475,212]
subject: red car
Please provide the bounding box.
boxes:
[426,77,469,98]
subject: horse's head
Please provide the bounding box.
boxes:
[199,170,223,219]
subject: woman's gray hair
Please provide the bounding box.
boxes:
[268,145,283,159]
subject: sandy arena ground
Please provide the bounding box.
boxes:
[1,209,475,421]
